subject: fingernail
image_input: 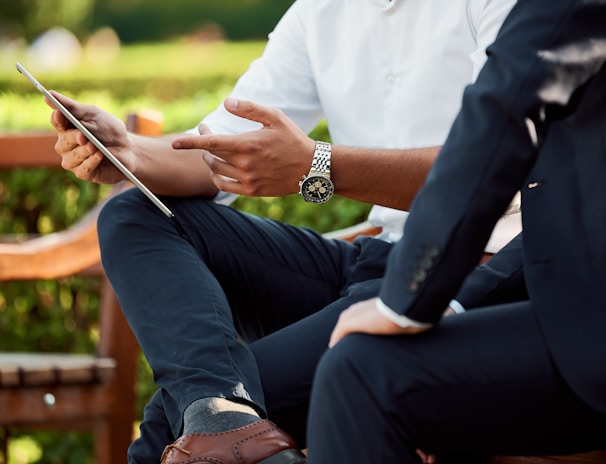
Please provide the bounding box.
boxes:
[225,97,239,109]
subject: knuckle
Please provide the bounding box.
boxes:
[242,185,260,196]
[54,139,63,154]
[238,157,254,172]
[72,166,88,181]
[268,107,286,123]
[243,171,258,186]
[207,138,224,153]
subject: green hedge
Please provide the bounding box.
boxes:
[0,41,266,102]
[90,0,295,42]
[0,0,294,43]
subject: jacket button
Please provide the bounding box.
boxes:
[420,256,433,270]
[413,269,427,282]
[427,245,440,258]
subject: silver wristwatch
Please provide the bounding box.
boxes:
[299,141,334,204]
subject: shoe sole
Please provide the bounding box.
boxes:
[258,449,307,464]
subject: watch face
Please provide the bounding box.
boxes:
[300,175,334,204]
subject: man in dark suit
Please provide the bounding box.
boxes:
[305,0,606,462]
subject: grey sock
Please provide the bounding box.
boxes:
[183,397,261,434]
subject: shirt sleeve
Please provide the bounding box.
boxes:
[200,0,323,137]
[469,0,518,80]
[183,0,324,205]
[448,300,466,314]
[377,299,433,329]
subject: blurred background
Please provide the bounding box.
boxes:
[0,0,296,132]
[0,1,370,462]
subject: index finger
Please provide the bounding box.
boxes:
[223,97,282,128]
[47,90,100,121]
[172,133,243,153]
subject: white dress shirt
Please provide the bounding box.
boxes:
[198,0,519,251]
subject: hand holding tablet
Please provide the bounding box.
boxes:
[16,62,174,218]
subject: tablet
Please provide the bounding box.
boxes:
[15,62,174,218]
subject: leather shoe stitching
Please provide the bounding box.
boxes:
[233,426,278,463]
[161,442,191,463]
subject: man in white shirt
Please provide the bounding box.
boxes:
[50,0,517,463]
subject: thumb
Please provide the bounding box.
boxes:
[47,90,90,120]
[223,97,279,127]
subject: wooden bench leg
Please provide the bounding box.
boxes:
[1,427,7,464]
[95,417,134,464]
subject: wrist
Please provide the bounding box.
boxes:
[298,140,334,204]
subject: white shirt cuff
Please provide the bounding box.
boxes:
[376,299,433,329]
[448,299,466,314]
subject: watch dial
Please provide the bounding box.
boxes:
[301,175,334,203]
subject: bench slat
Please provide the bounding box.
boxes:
[0,353,116,387]
[0,132,60,168]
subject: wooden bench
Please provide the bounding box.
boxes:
[489,451,606,463]
[0,110,162,464]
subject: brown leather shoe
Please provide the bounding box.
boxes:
[160,419,306,464]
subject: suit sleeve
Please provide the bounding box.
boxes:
[454,234,528,310]
[379,0,606,323]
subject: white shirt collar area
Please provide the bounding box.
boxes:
[376,298,433,329]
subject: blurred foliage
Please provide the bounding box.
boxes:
[0,41,268,104]
[0,0,294,43]
[0,39,371,463]
[0,0,95,41]
[90,0,295,42]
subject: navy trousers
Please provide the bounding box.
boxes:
[97,188,391,462]
[306,302,606,463]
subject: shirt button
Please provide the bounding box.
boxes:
[386,74,396,84]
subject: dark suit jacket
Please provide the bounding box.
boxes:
[379,0,606,414]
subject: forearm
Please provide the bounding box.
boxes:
[172,99,439,205]
[130,133,219,198]
[331,145,439,211]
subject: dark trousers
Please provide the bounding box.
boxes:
[306,302,606,463]
[97,188,391,463]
